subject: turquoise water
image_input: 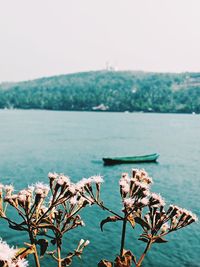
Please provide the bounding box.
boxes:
[0,110,199,267]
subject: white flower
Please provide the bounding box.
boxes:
[35,182,49,190]
[28,185,35,193]
[84,240,90,246]
[76,180,86,191]
[68,184,76,194]
[56,175,70,186]
[91,175,104,184]
[19,190,31,197]
[0,238,17,262]
[123,198,135,208]
[150,193,165,206]
[191,213,198,222]
[145,176,153,184]
[69,196,77,205]
[48,172,58,180]
[80,220,85,226]
[143,189,150,197]
[17,194,27,202]
[140,197,149,206]
[181,208,198,222]
[86,177,93,184]
[78,239,85,247]
[134,181,142,187]
[4,185,14,195]
[132,169,153,184]
[35,188,44,195]
[11,258,29,267]
[35,182,49,197]
[119,179,127,187]
[4,194,18,201]
[139,182,149,191]
[140,169,148,178]
[122,183,130,194]
[132,168,139,177]
[160,223,169,233]
[121,173,130,182]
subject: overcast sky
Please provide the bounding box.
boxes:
[0,0,200,82]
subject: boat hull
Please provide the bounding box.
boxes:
[103,154,159,165]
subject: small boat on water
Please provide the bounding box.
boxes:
[103,153,159,165]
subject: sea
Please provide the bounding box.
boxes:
[0,110,199,267]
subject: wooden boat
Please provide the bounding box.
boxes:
[103,153,159,165]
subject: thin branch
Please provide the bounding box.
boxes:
[136,240,152,267]
[95,200,123,219]
[120,216,127,256]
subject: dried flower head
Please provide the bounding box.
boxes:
[132,169,153,185]
[56,174,70,186]
[123,198,135,209]
[35,182,49,197]
[4,185,14,196]
[150,193,165,207]
[48,172,58,180]
[91,175,104,184]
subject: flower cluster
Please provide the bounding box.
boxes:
[0,169,198,267]
[0,172,104,267]
[75,175,104,203]
[48,172,104,204]
[99,168,198,267]
[119,169,152,212]
[139,202,198,246]
[4,185,48,214]
[118,169,198,248]
[0,238,29,267]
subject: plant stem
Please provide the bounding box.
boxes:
[120,216,127,257]
[136,240,152,267]
[57,244,62,267]
[97,201,123,219]
[33,244,41,267]
[29,231,40,267]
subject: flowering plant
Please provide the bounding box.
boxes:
[0,169,198,267]
[98,169,198,267]
[0,173,104,267]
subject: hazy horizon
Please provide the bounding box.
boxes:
[1,0,200,82]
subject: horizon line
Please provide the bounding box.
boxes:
[1,68,200,85]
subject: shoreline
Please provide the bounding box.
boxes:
[0,108,199,115]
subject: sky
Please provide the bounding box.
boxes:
[0,0,200,82]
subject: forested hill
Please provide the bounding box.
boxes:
[0,70,200,113]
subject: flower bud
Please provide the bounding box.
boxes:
[84,240,90,247]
